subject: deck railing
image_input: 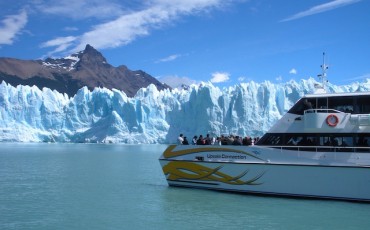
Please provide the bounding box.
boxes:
[304,108,342,114]
[266,145,370,153]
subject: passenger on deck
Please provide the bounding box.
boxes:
[215,137,222,145]
[183,137,189,145]
[197,135,205,145]
[204,134,211,145]
[232,136,242,145]
[242,136,252,146]
[227,135,234,145]
[211,136,216,145]
[220,135,228,145]
[192,136,198,145]
[178,134,184,145]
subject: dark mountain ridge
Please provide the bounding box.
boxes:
[0,44,170,97]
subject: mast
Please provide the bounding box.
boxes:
[317,52,328,91]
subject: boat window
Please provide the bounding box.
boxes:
[355,134,370,152]
[356,134,369,147]
[319,136,329,146]
[288,95,370,115]
[328,96,353,113]
[287,98,316,115]
[258,134,282,145]
[257,132,370,152]
[285,135,302,145]
[319,135,349,147]
[317,97,327,110]
[356,96,370,114]
[301,136,317,146]
[339,136,353,147]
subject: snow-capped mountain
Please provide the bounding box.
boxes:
[0,44,170,97]
[1,78,369,143]
[42,51,82,71]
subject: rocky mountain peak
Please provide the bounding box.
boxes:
[0,44,171,97]
[76,44,108,67]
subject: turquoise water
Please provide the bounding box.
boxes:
[0,143,369,230]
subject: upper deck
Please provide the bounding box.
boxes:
[288,92,370,115]
[258,91,370,151]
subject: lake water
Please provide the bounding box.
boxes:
[1,143,369,230]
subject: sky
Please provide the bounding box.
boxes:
[0,0,369,88]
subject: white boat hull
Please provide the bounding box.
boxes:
[159,145,370,202]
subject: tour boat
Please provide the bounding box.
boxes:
[159,54,370,202]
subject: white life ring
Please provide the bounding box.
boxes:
[326,114,339,127]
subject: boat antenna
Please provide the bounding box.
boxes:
[317,52,328,91]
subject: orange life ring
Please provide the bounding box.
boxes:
[326,114,339,127]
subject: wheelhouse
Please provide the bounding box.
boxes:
[256,92,370,152]
[288,93,370,115]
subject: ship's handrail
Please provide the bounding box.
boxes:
[304,109,343,114]
[265,145,369,153]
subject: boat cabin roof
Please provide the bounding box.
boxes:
[305,91,370,98]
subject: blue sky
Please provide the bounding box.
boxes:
[0,0,369,88]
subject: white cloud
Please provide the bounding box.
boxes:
[156,54,181,63]
[41,0,229,55]
[289,68,297,74]
[276,75,283,81]
[0,10,28,45]
[40,36,77,54]
[280,0,362,22]
[211,72,230,83]
[159,75,197,88]
[34,0,125,20]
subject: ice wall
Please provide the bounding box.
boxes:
[0,78,369,143]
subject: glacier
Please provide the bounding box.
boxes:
[0,78,370,144]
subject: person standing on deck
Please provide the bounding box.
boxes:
[192,136,198,145]
[178,134,184,145]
